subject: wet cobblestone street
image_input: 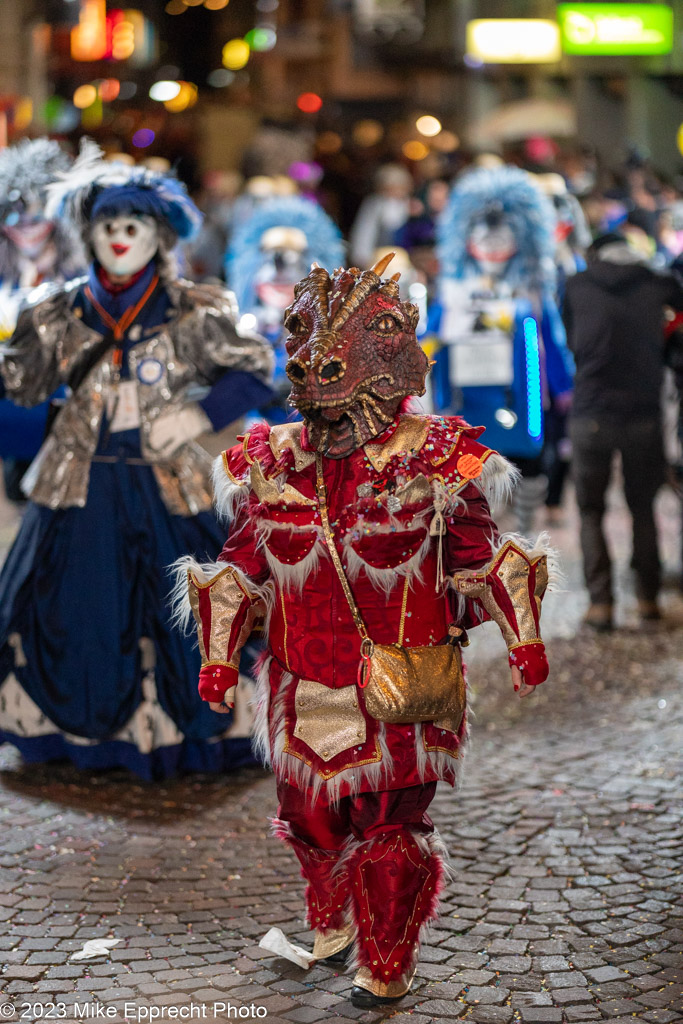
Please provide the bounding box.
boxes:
[0,486,681,1024]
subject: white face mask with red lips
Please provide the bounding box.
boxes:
[91,214,159,280]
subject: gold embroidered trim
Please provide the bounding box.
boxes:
[450,541,545,648]
[282,733,382,780]
[250,460,317,507]
[431,447,494,498]
[293,679,367,762]
[269,422,316,472]
[397,576,410,646]
[312,923,355,960]
[509,639,545,650]
[395,473,431,506]
[429,428,462,467]
[241,432,254,465]
[423,728,462,754]
[363,415,429,472]
[353,966,415,999]
[188,563,257,601]
[203,659,240,672]
[221,449,247,487]
[280,589,290,669]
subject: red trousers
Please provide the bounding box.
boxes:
[274,782,444,983]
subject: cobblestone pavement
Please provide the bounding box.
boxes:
[0,486,681,1024]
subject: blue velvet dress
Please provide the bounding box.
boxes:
[0,264,263,779]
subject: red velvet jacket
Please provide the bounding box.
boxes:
[186,413,549,799]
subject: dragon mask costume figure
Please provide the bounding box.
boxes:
[284,252,427,456]
[179,254,553,1007]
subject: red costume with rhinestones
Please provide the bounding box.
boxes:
[180,256,551,1005]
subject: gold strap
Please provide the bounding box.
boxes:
[315,453,369,643]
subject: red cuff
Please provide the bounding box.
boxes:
[509,642,549,687]
[198,664,239,703]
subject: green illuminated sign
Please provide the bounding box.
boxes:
[558,3,673,55]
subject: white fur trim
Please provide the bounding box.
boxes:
[212,453,249,523]
[491,530,563,591]
[414,717,469,791]
[251,655,273,765]
[267,670,394,806]
[342,530,431,597]
[259,531,323,595]
[168,556,274,634]
[448,528,562,620]
[474,452,520,511]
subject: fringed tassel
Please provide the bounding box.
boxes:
[429,480,447,592]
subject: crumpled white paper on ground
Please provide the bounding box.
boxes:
[71,938,121,961]
[258,927,316,970]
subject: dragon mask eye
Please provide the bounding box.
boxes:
[284,313,308,336]
[369,311,403,335]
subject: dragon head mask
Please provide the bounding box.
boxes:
[284,253,429,458]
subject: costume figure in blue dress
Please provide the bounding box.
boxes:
[0,139,85,500]
[226,196,344,421]
[428,166,574,532]
[0,142,273,779]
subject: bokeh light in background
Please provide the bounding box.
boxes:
[73,84,97,109]
[14,99,33,131]
[118,82,138,100]
[132,128,155,147]
[245,27,277,52]
[165,0,186,14]
[402,140,429,161]
[164,81,198,112]
[111,16,135,61]
[181,0,204,7]
[352,120,384,147]
[204,0,230,9]
[222,39,250,70]
[43,96,80,132]
[149,80,181,102]
[207,69,234,87]
[297,92,323,114]
[415,115,442,137]
[431,130,459,152]
[98,78,121,102]
[81,96,103,129]
[316,131,343,154]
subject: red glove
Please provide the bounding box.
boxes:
[198,664,239,703]
[509,642,549,688]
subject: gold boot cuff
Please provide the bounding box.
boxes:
[353,965,415,998]
[312,922,356,960]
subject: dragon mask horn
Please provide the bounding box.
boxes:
[370,251,395,277]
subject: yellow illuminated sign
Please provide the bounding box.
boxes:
[466,19,561,64]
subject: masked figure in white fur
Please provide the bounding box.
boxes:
[178,254,554,1007]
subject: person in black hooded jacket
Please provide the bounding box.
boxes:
[563,232,683,630]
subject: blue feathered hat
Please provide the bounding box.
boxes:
[438,166,556,289]
[226,196,344,313]
[45,139,201,243]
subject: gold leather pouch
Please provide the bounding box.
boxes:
[362,641,465,726]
